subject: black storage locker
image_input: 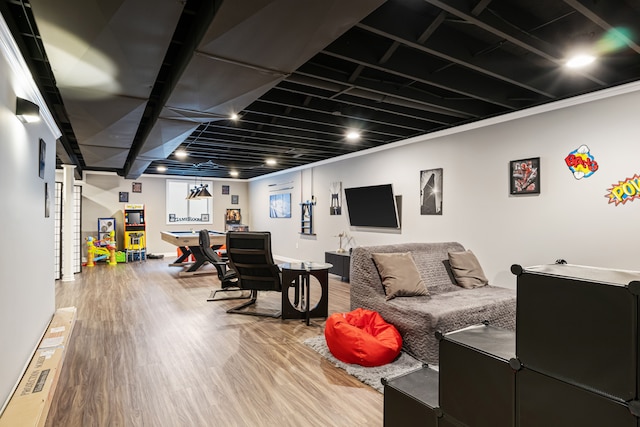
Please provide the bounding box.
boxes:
[383,367,440,427]
[438,324,517,427]
[382,264,640,427]
[512,263,640,401]
[516,368,638,427]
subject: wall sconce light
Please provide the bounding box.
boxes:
[16,97,40,123]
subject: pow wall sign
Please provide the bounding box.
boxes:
[606,174,640,206]
[565,145,598,179]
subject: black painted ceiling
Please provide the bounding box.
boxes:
[3,0,640,179]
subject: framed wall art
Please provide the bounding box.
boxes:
[269,193,291,218]
[38,138,46,179]
[329,181,342,215]
[510,157,540,195]
[44,182,50,218]
[420,168,443,215]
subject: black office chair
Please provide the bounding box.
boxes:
[225,231,282,317]
[199,230,250,302]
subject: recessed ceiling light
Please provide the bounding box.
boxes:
[266,158,277,166]
[230,113,239,121]
[175,150,188,159]
[230,170,239,177]
[157,165,167,172]
[346,130,361,141]
[566,54,596,69]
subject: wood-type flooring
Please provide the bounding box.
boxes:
[46,259,382,427]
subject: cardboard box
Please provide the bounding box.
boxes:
[0,307,76,427]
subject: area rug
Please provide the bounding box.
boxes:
[303,335,427,393]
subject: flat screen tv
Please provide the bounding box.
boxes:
[344,184,400,228]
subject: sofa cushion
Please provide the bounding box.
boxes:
[448,250,489,288]
[372,252,429,300]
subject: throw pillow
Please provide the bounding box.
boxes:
[371,252,429,300]
[448,250,489,289]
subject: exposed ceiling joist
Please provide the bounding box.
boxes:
[1,0,638,179]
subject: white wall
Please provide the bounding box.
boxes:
[0,22,59,407]
[79,172,249,255]
[249,84,640,289]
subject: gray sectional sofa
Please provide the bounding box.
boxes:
[350,242,516,364]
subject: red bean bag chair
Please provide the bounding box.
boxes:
[324,308,402,367]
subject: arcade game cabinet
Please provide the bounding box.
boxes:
[124,204,146,261]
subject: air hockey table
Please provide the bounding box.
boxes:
[160,230,226,276]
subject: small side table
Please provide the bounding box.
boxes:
[279,262,332,325]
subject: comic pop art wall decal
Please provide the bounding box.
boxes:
[606,174,640,206]
[565,145,598,179]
